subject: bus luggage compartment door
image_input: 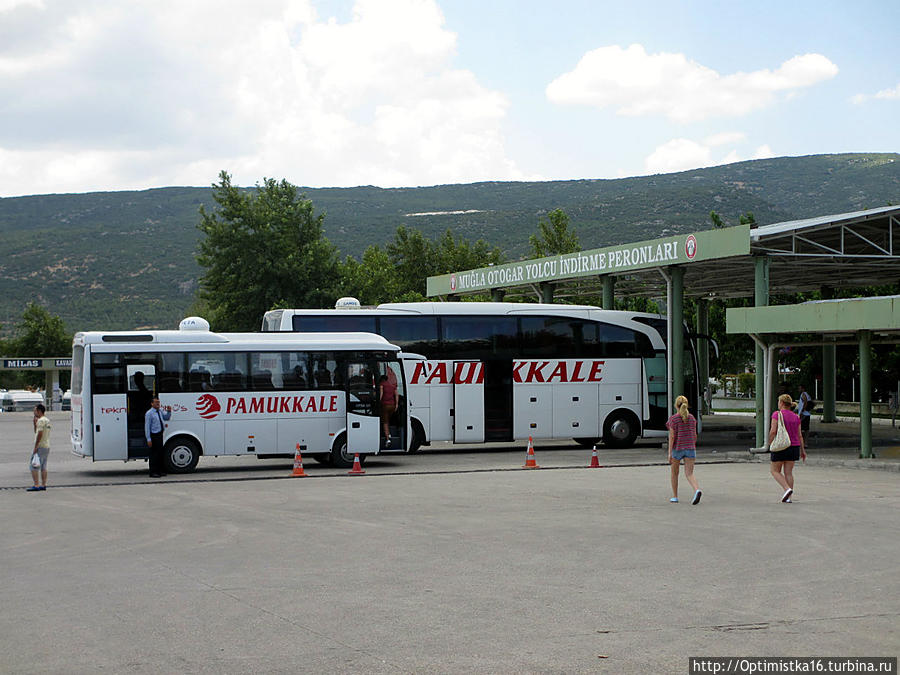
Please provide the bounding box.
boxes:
[92,394,128,461]
[452,361,484,443]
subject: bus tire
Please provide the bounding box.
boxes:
[573,437,601,449]
[602,410,639,449]
[330,433,366,469]
[164,436,201,473]
[311,454,332,466]
[408,420,425,453]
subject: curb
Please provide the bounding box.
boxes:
[719,450,900,472]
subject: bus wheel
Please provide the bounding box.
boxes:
[602,411,639,449]
[164,437,201,473]
[573,437,601,449]
[330,433,366,469]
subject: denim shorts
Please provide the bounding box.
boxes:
[671,449,696,461]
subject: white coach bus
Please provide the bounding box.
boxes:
[70,318,410,472]
[263,302,701,451]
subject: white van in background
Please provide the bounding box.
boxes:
[0,389,46,412]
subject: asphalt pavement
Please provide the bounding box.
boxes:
[1,412,897,673]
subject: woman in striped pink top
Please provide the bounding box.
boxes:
[667,395,701,504]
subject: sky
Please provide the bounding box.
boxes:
[0,0,898,197]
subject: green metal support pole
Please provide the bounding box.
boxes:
[540,282,554,304]
[754,257,770,447]
[671,267,685,405]
[859,330,872,458]
[491,289,505,302]
[697,299,709,414]
[601,276,615,310]
[820,287,837,423]
[822,344,837,422]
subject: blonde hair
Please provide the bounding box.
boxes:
[778,393,793,409]
[674,395,690,423]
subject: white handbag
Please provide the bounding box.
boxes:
[30,452,41,469]
[770,411,791,452]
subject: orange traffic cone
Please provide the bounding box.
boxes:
[522,436,540,469]
[348,453,366,475]
[590,445,601,468]
[291,444,308,477]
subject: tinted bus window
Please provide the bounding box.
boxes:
[292,315,376,333]
[379,316,439,354]
[187,352,248,391]
[520,316,587,357]
[281,352,310,390]
[595,323,654,358]
[441,316,518,359]
[250,353,279,390]
[158,352,186,393]
[93,353,126,395]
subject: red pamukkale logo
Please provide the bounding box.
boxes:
[196,394,221,419]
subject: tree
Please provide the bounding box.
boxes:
[739,212,756,226]
[710,210,727,229]
[385,226,503,298]
[1,304,72,389]
[196,171,340,330]
[339,246,401,306]
[529,208,580,257]
[12,303,72,356]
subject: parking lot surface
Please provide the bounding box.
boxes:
[1,412,898,673]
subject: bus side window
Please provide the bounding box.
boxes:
[158,352,186,393]
[283,352,309,390]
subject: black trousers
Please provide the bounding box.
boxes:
[149,431,165,475]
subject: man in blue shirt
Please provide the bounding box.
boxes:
[144,397,172,478]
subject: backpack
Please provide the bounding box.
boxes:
[804,393,815,413]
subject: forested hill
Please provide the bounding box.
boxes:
[1,152,898,334]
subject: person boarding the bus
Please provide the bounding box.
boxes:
[145,397,172,478]
[667,395,701,504]
[27,404,51,491]
[379,372,398,448]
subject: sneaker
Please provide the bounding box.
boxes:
[691,490,702,505]
[26,486,42,492]
[781,488,793,503]
[385,438,391,447]
[670,497,679,503]
[785,498,792,503]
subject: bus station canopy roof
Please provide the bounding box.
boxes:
[427,205,900,301]
[726,295,900,337]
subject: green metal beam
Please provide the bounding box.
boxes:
[822,343,837,423]
[671,267,685,406]
[859,330,873,458]
[754,257,769,447]
[727,296,900,334]
[601,276,615,310]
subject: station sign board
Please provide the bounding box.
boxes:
[426,224,750,297]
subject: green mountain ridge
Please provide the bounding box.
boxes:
[1,152,898,335]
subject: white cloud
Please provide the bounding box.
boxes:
[852,81,900,104]
[644,139,713,174]
[546,44,838,123]
[0,0,532,196]
[704,131,747,147]
[643,136,775,174]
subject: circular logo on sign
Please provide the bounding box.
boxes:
[196,394,221,419]
[685,234,698,260]
[450,274,457,291]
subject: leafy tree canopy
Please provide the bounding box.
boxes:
[529,208,580,257]
[196,171,340,330]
